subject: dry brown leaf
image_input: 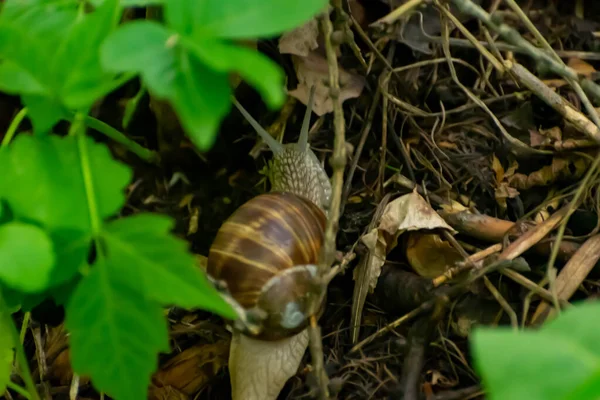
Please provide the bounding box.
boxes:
[358,189,456,290]
[148,386,189,400]
[278,18,320,57]
[354,228,387,291]
[405,232,463,279]
[41,324,90,386]
[508,156,589,190]
[495,182,520,210]
[287,52,365,116]
[151,340,230,396]
[568,57,597,78]
[379,188,456,239]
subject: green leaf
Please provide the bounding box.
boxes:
[0,293,15,395]
[51,0,123,109]
[21,94,67,135]
[542,301,600,356]
[0,135,132,231]
[101,21,232,150]
[186,38,285,108]
[175,0,329,39]
[0,61,45,95]
[66,260,170,400]
[564,368,600,400]
[169,50,231,150]
[49,229,91,286]
[102,214,236,319]
[0,221,55,292]
[471,327,600,400]
[100,20,176,98]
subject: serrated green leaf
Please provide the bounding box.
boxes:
[179,0,329,39]
[50,229,91,286]
[0,221,55,292]
[100,20,176,98]
[0,4,77,93]
[21,94,67,135]
[0,135,132,231]
[52,0,122,109]
[101,22,232,150]
[186,38,285,108]
[102,213,236,319]
[471,328,600,400]
[169,51,231,150]
[66,260,170,400]
[0,294,15,395]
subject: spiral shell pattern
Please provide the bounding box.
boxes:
[207,191,326,310]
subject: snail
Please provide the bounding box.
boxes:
[206,86,333,400]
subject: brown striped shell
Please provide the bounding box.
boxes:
[207,191,327,340]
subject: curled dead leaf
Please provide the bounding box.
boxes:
[356,228,388,292]
[508,156,589,190]
[358,189,457,291]
[404,232,463,279]
[379,188,456,238]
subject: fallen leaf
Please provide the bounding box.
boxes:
[42,324,90,386]
[278,18,320,57]
[495,182,520,210]
[568,57,597,78]
[379,188,456,240]
[288,52,365,116]
[508,156,589,190]
[357,188,457,290]
[355,228,388,292]
[405,232,463,279]
[151,341,230,396]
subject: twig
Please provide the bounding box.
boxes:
[502,0,600,130]
[340,85,381,215]
[503,60,600,143]
[449,0,600,102]
[426,36,600,61]
[308,6,349,399]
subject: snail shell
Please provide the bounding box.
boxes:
[207,191,327,341]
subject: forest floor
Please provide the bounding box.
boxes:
[6,0,600,399]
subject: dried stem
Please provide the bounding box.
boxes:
[448,0,600,103]
[306,5,349,399]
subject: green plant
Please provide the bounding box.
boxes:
[471,300,600,400]
[0,0,328,399]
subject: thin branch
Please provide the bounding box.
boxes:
[307,5,349,399]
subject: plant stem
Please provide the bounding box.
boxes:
[72,112,102,235]
[7,381,32,400]
[1,108,28,148]
[0,291,40,400]
[19,312,30,344]
[71,114,159,163]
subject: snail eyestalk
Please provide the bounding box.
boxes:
[232,97,284,155]
[298,85,316,154]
